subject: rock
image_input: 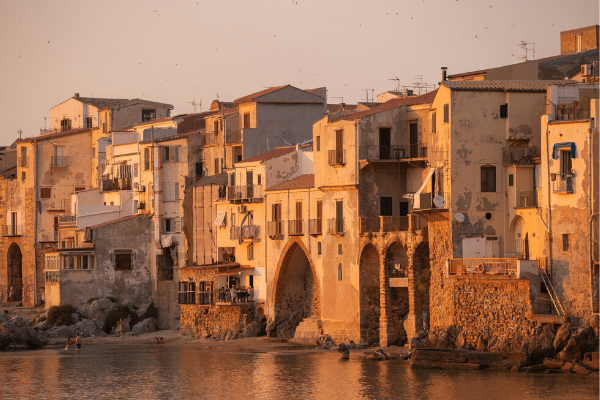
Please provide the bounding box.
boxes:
[76,297,116,322]
[582,352,599,370]
[543,358,565,369]
[421,309,430,331]
[476,335,487,352]
[510,334,524,352]
[455,332,467,349]
[561,362,574,372]
[45,324,77,339]
[410,331,429,350]
[71,313,80,324]
[557,326,594,362]
[337,343,349,359]
[131,318,157,335]
[572,363,590,375]
[489,359,522,370]
[367,349,390,361]
[75,319,101,337]
[316,334,334,348]
[0,316,47,349]
[586,315,599,338]
[488,339,510,354]
[553,323,571,352]
[523,364,547,373]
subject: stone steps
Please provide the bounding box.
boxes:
[292,316,321,343]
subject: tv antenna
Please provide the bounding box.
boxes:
[389,77,401,92]
[18,129,23,139]
[518,41,535,62]
[188,97,201,113]
[330,96,344,106]
[361,89,374,104]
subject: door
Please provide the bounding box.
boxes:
[335,130,343,164]
[316,200,323,234]
[379,128,391,159]
[295,201,302,234]
[246,171,253,198]
[336,200,344,233]
[409,122,418,158]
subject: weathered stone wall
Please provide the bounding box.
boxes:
[180,304,256,338]
[428,220,454,331]
[450,277,538,346]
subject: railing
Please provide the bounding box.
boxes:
[409,144,427,158]
[287,220,304,236]
[418,192,450,209]
[18,157,27,168]
[226,129,242,144]
[204,132,220,146]
[555,105,591,121]
[502,146,535,165]
[2,225,23,236]
[158,267,173,281]
[360,215,418,234]
[226,185,264,201]
[58,215,77,226]
[102,178,132,191]
[328,149,346,166]
[266,221,283,238]
[308,219,322,235]
[552,174,573,193]
[51,156,68,167]
[518,191,536,207]
[45,270,60,283]
[230,225,260,240]
[448,258,518,276]
[327,218,345,235]
[359,145,406,160]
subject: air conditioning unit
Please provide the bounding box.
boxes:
[581,64,593,77]
[237,205,247,213]
[137,201,145,210]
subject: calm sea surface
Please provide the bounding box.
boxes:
[0,344,598,399]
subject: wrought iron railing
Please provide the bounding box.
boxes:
[448,258,518,276]
[287,220,304,236]
[230,225,260,240]
[266,221,283,238]
[327,218,345,235]
[359,145,406,160]
[409,144,427,158]
[328,149,346,166]
[308,219,323,235]
[52,156,68,167]
[226,185,264,201]
[552,174,573,193]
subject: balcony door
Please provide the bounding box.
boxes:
[409,122,418,158]
[335,130,344,164]
[379,128,391,159]
[246,171,254,198]
[336,200,343,233]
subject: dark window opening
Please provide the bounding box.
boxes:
[431,112,436,133]
[380,197,393,216]
[481,165,496,192]
[562,234,569,251]
[316,136,320,151]
[399,201,409,217]
[243,113,251,128]
[196,162,203,176]
[485,212,492,220]
[500,103,508,119]
[114,251,132,271]
[443,104,449,123]
[61,118,72,131]
[317,242,321,255]
[41,187,51,198]
[178,282,196,304]
[509,174,514,186]
[142,109,156,122]
[144,148,150,170]
[85,117,93,128]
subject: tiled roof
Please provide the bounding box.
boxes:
[337,90,437,121]
[177,111,222,134]
[267,174,314,191]
[234,85,289,104]
[76,97,130,109]
[18,127,93,143]
[441,80,570,92]
[209,100,236,111]
[237,146,297,164]
[89,214,150,230]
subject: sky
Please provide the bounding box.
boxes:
[0,0,598,144]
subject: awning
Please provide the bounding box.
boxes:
[552,142,576,159]
[403,167,435,209]
[216,266,254,276]
[102,164,112,176]
[214,212,226,227]
[160,234,172,248]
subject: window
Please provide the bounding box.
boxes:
[257,174,262,185]
[481,165,496,192]
[157,254,173,281]
[338,264,342,281]
[41,187,51,198]
[162,182,179,202]
[178,282,196,305]
[237,155,242,162]
[213,120,219,134]
[500,104,508,119]
[142,109,156,122]
[61,118,72,131]
[21,171,26,181]
[144,148,150,170]
[272,203,281,221]
[133,163,138,178]
[161,146,178,162]
[19,146,27,168]
[53,146,67,167]
[85,117,93,128]
[562,234,569,251]
[560,149,572,175]
[196,162,204,176]
[575,35,582,53]
[114,250,133,271]
[61,253,95,270]
[509,174,514,187]
[431,112,437,133]
[214,158,220,174]
[92,147,96,158]
[338,244,342,255]
[399,201,409,217]
[163,218,180,233]
[316,136,321,151]
[198,281,213,305]
[243,113,251,128]
[247,243,254,260]
[317,242,321,255]
[443,104,449,123]
[380,197,393,216]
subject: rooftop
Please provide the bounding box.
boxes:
[237,145,297,164]
[441,80,571,92]
[336,90,437,121]
[267,174,315,191]
[234,85,289,104]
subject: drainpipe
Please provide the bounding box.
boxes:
[545,120,554,275]
[588,121,595,312]
[355,121,359,186]
[33,138,38,306]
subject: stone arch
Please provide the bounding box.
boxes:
[271,237,320,338]
[383,241,410,345]
[509,215,527,259]
[410,241,431,333]
[7,242,23,302]
[359,243,380,345]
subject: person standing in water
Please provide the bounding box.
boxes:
[75,333,82,350]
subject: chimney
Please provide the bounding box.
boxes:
[340,102,345,109]
[74,93,80,98]
[441,67,448,81]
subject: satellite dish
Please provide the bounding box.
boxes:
[455,213,465,222]
[433,195,446,208]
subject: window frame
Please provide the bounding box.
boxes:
[114,250,133,271]
[443,104,449,123]
[500,103,508,119]
[480,165,497,193]
[40,187,51,199]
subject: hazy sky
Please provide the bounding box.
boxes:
[0,0,598,144]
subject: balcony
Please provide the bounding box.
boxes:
[2,225,23,237]
[58,215,77,227]
[309,219,323,235]
[266,221,283,238]
[418,192,449,210]
[328,149,346,166]
[517,191,537,207]
[552,174,573,193]
[359,145,406,161]
[287,220,304,236]
[102,178,132,192]
[230,225,260,241]
[226,129,243,144]
[327,218,345,235]
[204,132,220,146]
[226,185,264,203]
[409,144,427,159]
[554,105,591,121]
[448,258,518,276]
[359,215,424,234]
[502,146,535,165]
[52,156,68,167]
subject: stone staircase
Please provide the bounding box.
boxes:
[292,316,321,343]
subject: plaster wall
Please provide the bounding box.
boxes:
[49,98,99,131]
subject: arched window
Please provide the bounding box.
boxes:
[481,165,496,192]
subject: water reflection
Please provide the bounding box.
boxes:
[0,345,597,399]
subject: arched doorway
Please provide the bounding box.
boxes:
[7,243,23,302]
[272,241,319,338]
[384,242,409,345]
[359,243,380,345]
[411,242,430,332]
[509,215,528,259]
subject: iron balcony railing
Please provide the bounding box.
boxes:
[287,220,304,236]
[552,173,573,193]
[555,105,591,121]
[230,225,260,240]
[2,225,23,236]
[226,129,242,144]
[51,156,68,167]
[327,218,345,235]
[226,185,264,201]
[359,215,422,234]
[358,145,406,160]
[518,191,536,207]
[308,219,323,235]
[418,192,450,209]
[409,144,427,158]
[266,221,283,238]
[102,178,132,191]
[58,215,77,226]
[448,258,518,276]
[328,149,346,166]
